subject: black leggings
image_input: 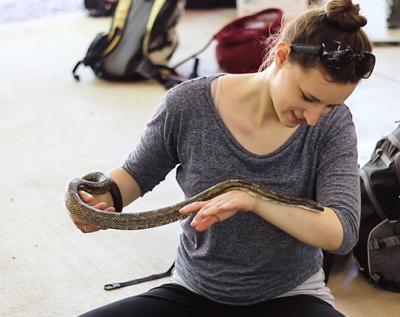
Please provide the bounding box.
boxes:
[79,283,345,317]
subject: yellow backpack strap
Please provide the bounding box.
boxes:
[142,0,167,58]
[102,0,133,57]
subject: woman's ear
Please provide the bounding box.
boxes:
[274,42,291,68]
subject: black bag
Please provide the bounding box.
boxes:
[353,123,400,292]
[84,0,118,17]
[73,0,192,89]
[388,0,400,28]
[186,0,236,9]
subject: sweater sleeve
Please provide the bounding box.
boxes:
[315,106,361,254]
[122,93,180,196]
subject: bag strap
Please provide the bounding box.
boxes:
[359,168,387,220]
[388,132,400,149]
[171,37,215,70]
[139,0,195,89]
[370,234,400,250]
[395,152,400,185]
[170,8,283,75]
[143,0,203,91]
[147,58,199,89]
[142,0,168,59]
[102,0,133,57]
[104,262,175,290]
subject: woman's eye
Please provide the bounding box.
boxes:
[303,95,314,103]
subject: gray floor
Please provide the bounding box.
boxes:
[1,1,400,316]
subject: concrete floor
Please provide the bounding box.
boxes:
[0,0,82,23]
[1,2,400,316]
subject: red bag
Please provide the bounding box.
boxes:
[165,8,284,87]
[214,8,283,73]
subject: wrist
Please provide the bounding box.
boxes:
[251,195,275,216]
[249,194,264,214]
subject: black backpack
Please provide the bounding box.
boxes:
[73,0,194,89]
[388,0,400,28]
[84,0,118,17]
[353,123,400,292]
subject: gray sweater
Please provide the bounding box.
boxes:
[122,75,360,305]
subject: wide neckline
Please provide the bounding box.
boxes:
[203,74,305,159]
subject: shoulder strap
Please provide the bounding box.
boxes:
[395,152,400,185]
[360,168,387,220]
[102,0,133,57]
[103,262,175,290]
[171,37,215,70]
[142,0,168,58]
[140,0,195,89]
[388,133,400,150]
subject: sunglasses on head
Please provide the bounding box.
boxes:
[290,41,375,79]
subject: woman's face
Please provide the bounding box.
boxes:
[269,61,358,128]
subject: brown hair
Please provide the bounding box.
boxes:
[260,0,373,83]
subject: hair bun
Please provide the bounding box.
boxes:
[325,0,367,32]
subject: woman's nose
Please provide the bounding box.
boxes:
[304,106,324,126]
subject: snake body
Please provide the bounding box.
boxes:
[65,172,324,230]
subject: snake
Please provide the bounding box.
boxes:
[65,172,324,230]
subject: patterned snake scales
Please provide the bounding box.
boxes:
[65,172,324,230]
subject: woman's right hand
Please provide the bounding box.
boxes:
[68,190,116,233]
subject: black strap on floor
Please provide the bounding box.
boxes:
[104,262,175,291]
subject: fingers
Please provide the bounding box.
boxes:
[78,190,93,204]
[93,202,116,212]
[67,211,101,233]
[179,201,207,214]
[179,190,257,231]
[76,203,115,233]
[190,204,224,230]
[192,215,220,232]
[180,198,230,218]
[69,191,116,233]
[77,221,101,233]
[78,190,116,212]
[180,199,231,231]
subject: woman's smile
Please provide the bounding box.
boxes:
[290,110,306,125]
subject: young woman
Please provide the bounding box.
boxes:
[68,0,375,316]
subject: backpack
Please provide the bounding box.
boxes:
[353,123,400,292]
[73,1,283,89]
[73,0,189,89]
[84,0,118,17]
[388,0,400,28]
[186,0,236,8]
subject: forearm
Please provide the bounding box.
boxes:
[90,167,141,209]
[108,167,141,207]
[181,189,343,251]
[253,199,344,251]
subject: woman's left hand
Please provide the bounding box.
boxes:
[179,190,258,231]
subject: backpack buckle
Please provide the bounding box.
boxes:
[370,148,383,163]
[369,238,382,250]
